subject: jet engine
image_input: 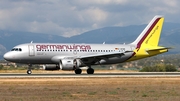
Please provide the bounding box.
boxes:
[73,59,84,67]
[43,59,85,71]
[59,59,85,70]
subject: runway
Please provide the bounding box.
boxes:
[1,72,180,78]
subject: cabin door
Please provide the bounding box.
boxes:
[29,45,35,56]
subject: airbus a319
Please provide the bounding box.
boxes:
[3,15,169,74]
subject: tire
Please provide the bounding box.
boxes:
[27,70,32,74]
[87,68,94,74]
[75,69,82,74]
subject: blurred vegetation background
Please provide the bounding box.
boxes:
[0,54,180,72]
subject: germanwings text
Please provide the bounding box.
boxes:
[36,44,91,50]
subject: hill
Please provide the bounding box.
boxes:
[0,22,180,58]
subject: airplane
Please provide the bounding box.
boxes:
[3,15,170,74]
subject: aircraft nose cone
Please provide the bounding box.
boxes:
[3,52,13,61]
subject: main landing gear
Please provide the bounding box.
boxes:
[75,69,82,74]
[87,68,94,74]
[74,67,94,74]
[86,65,94,74]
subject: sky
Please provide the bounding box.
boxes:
[0,0,179,37]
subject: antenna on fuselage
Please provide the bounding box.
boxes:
[30,41,33,43]
[103,42,105,44]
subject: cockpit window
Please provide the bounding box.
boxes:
[11,48,15,51]
[11,48,22,51]
[15,48,18,51]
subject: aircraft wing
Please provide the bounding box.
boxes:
[79,51,133,59]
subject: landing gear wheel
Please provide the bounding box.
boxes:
[87,68,94,74]
[27,64,32,75]
[75,69,82,74]
[27,70,32,75]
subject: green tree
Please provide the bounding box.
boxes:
[165,65,177,72]
[140,64,176,72]
[0,65,3,70]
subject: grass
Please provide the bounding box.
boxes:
[0,77,180,101]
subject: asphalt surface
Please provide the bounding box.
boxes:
[1,72,180,78]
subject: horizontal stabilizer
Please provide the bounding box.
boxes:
[145,47,173,52]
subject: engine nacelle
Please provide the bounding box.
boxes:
[59,59,85,70]
[73,59,85,67]
[43,64,60,70]
[59,59,75,70]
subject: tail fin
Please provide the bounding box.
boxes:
[131,15,164,48]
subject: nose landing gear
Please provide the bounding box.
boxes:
[27,64,32,74]
[27,70,32,74]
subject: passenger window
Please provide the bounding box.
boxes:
[19,48,22,51]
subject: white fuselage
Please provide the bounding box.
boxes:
[4,43,135,65]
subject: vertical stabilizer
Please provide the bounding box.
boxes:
[131,15,164,48]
